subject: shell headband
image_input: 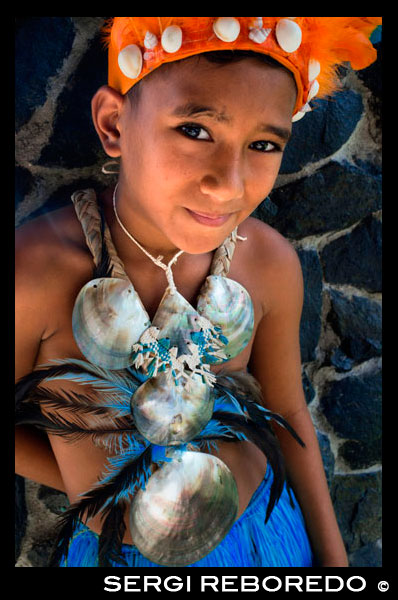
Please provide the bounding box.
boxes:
[103,17,381,121]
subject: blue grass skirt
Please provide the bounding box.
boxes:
[59,465,313,567]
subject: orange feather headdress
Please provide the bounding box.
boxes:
[102,17,381,121]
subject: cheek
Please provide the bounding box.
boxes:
[245,154,283,204]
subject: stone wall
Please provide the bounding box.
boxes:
[15,18,382,567]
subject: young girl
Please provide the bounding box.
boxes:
[15,17,381,568]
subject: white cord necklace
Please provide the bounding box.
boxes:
[112,183,184,293]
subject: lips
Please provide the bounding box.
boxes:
[185,208,232,227]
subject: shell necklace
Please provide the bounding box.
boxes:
[112,182,184,294]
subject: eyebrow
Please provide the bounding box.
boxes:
[172,103,231,123]
[171,102,291,142]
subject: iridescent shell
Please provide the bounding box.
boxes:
[152,288,202,356]
[130,451,239,566]
[72,278,151,369]
[197,276,254,362]
[131,371,213,446]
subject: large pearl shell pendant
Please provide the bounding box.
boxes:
[131,371,213,446]
[130,450,239,566]
[197,276,254,362]
[72,278,151,369]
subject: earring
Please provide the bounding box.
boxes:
[101,160,120,175]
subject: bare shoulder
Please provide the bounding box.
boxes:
[237,216,304,314]
[15,204,93,337]
[16,204,92,277]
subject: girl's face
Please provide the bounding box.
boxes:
[116,55,297,255]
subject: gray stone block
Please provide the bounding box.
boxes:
[328,289,382,366]
[331,471,381,555]
[259,160,381,239]
[297,249,323,363]
[321,214,381,292]
[280,91,363,175]
[37,31,107,169]
[320,371,381,468]
[15,17,76,131]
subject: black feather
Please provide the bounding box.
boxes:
[98,502,128,567]
[49,445,152,566]
[15,360,140,411]
[215,371,306,448]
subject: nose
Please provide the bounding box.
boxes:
[199,147,245,204]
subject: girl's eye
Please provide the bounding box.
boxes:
[179,124,211,141]
[250,140,281,153]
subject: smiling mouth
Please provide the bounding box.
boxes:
[185,208,232,227]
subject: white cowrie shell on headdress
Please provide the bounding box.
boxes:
[161,25,183,53]
[249,27,271,44]
[308,79,320,101]
[275,18,302,53]
[118,44,143,79]
[253,17,263,28]
[213,17,241,42]
[144,31,158,50]
[308,58,321,82]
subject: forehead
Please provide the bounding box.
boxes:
[137,55,297,123]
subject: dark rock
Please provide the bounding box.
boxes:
[251,195,278,222]
[357,39,382,101]
[316,431,335,488]
[297,249,323,363]
[15,475,27,562]
[27,538,55,567]
[18,180,105,227]
[339,439,379,471]
[331,471,381,554]
[38,485,69,516]
[15,17,76,131]
[349,541,382,568]
[320,371,381,468]
[261,161,381,239]
[321,215,382,292]
[15,166,34,211]
[38,30,108,169]
[328,289,382,364]
[280,91,363,175]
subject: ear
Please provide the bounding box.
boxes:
[91,85,125,157]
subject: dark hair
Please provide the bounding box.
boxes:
[127,49,295,107]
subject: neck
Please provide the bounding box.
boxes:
[112,182,184,292]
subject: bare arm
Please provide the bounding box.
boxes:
[249,236,348,567]
[15,228,66,493]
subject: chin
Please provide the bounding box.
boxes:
[173,230,232,256]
